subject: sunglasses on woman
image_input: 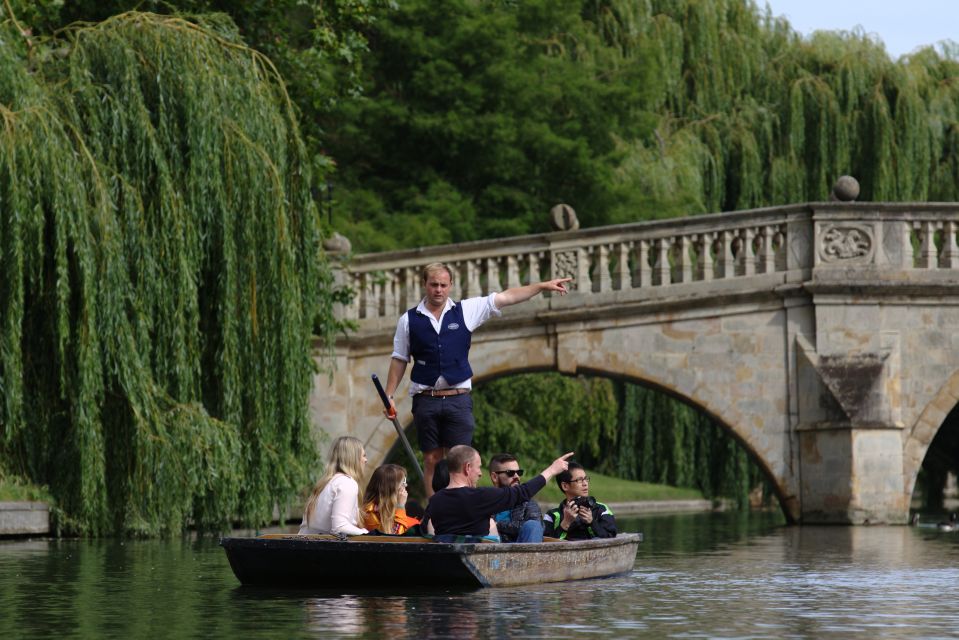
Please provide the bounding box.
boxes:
[494,469,524,478]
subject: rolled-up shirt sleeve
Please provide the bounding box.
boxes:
[391,312,410,362]
[461,293,502,332]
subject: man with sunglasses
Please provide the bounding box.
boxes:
[544,461,616,540]
[489,454,544,543]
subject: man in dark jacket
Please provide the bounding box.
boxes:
[489,453,543,543]
[543,462,616,540]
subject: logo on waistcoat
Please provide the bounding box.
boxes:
[447,323,460,330]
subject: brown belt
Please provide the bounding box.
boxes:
[416,388,470,397]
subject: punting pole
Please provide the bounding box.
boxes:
[371,374,425,482]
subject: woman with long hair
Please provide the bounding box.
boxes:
[299,436,369,535]
[362,464,421,534]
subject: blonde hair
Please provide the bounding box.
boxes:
[362,464,407,533]
[421,262,454,284]
[304,436,365,523]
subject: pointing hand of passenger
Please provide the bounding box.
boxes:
[546,452,575,476]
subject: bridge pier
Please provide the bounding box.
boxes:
[798,425,908,524]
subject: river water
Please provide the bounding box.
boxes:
[3,511,959,639]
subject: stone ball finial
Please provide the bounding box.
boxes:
[549,204,580,231]
[832,175,860,202]
[323,232,351,255]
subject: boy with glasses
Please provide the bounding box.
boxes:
[489,453,544,543]
[544,461,616,540]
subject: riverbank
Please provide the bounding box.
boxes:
[0,497,723,537]
[0,502,50,536]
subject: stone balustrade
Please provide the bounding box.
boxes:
[336,202,959,324]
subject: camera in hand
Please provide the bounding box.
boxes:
[572,496,597,509]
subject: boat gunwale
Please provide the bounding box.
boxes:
[220,532,642,556]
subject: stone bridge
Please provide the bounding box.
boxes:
[311,200,959,524]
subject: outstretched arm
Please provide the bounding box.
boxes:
[494,278,571,310]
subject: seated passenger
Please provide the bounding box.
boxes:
[489,453,543,543]
[423,458,499,539]
[362,464,422,534]
[298,436,369,536]
[543,462,616,540]
[424,445,573,542]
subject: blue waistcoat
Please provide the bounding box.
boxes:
[408,303,473,386]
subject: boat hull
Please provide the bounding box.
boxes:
[220,533,641,588]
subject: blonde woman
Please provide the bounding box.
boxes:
[299,436,369,535]
[362,464,422,535]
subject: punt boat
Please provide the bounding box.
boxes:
[220,532,642,588]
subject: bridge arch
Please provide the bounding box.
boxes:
[903,368,959,500]
[467,364,795,520]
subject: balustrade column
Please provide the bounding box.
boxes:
[940,221,959,268]
[654,238,671,285]
[506,255,521,289]
[635,240,651,288]
[697,233,714,281]
[759,225,775,274]
[401,267,417,310]
[593,244,612,292]
[919,221,937,269]
[613,242,632,291]
[676,235,692,283]
[485,257,502,294]
[742,228,756,276]
[383,270,398,318]
[716,230,734,279]
[464,260,481,298]
[528,252,542,285]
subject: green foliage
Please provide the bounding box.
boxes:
[0,12,335,535]
[472,373,618,469]
[325,0,661,247]
[0,463,52,502]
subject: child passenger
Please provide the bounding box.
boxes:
[362,464,422,534]
[298,436,369,535]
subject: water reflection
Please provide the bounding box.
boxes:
[4,513,959,639]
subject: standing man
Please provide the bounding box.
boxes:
[489,453,544,543]
[384,262,570,496]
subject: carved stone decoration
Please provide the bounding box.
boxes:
[323,232,352,255]
[549,204,580,231]
[552,250,579,290]
[819,224,873,263]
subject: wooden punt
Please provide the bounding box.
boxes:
[220,533,642,588]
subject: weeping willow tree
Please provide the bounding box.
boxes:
[0,10,339,535]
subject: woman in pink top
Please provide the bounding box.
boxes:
[299,436,369,535]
